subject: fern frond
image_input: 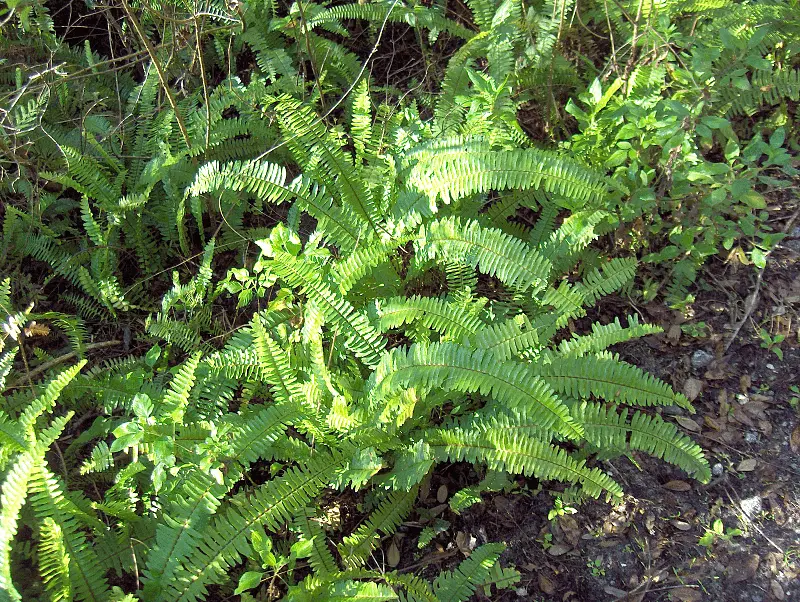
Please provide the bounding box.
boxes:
[556,315,661,357]
[416,217,551,293]
[295,507,339,576]
[426,427,622,499]
[432,543,504,602]
[369,343,582,439]
[370,295,484,340]
[410,148,608,206]
[338,488,417,569]
[38,516,72,602]
[536,356,691,410]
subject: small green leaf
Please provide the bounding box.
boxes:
[234,572,264,595]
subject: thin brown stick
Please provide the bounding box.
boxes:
[6,340,122,390]
[724,207,800,352]
[119,0,192,150]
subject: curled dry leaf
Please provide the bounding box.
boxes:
[737,458,757,472]
[770,580,785,600]
[663,480,692,492]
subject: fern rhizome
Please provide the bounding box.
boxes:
[0,0,723,600]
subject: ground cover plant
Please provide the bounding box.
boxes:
[0,0,798,601]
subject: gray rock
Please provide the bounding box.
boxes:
[745,431,759,443]
[691,349,715,369]
[712,463,724,477]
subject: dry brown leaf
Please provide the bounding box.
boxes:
[758,419,773,438]
[436,485,448,503]
[682,378,704,402]
[455,531,476,556]
[675,416,702,433]
[704,416,723,430]
[739,374,752,393]
[547,543,572,556]
[671,519,692,531]
[667,324,682,342]
[671,586,702,602]
[664,480,692,492]
[790,424,800,453]
[538,575,555,595]
[387,541,400,567]
[559,515,581,546]
[726,553,760,583]
[770,580,785,601]
[737,458,757,472]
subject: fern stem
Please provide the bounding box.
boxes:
[5,340,121,390]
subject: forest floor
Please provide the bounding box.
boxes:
[408,242,800,602]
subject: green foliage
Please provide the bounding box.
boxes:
[0,0,747,600]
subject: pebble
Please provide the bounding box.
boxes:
[737,393,750,405]
[515,588,528,597]
[745,431,759,443]
[712,463,724,477]
[691,349,715,369]
[740,495,762,519]
[766,363,775,370]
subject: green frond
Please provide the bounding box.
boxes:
[536,355,692,410]
[28,462,111,602]
[338,488,417,569]
[159,352,202,424]
[0,451,36,602]
[163,449,346,602]
[369,343,582,439]
[260,234,385,367]
[432,543,504,602]
[19,361,86,439]
[409,148,608,206]
[370,296,484,340]
[556,315,661,356]
[416,217,551,293]
[317,579,399,602]
[571,401,711,482]
[38,517,72,602]
[295,508,339,576]
[470,314,541,360]
[426,427,622,499]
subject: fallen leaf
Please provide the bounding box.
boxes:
[559,515,581,546]
[737,458,757,472]
[739,374,752,393]
[704,416,723,430]
[726,552,760,583]
[671,586,702,602]
[547,543,572,556]
[667,324,682,342]
[671,519,692,531]
[676,416,702,433]
[683,378,704,402]
[436,485,448,503]
[790,424,800,453]
[538,575,555,595]
[664,480,692,492]
[603,585,628,598]
[771,580,785,600]
[455,531,476,556]
[757,419,773,438]
[387,541,400,567]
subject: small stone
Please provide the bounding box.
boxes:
[515,587,529,597]
[712,463,724,477]
[766,363,775,371]
[661,405,684,416]
[741,495,762,518]
[691,349,715,369]
[745,431,759,443]
[737,393,750,405]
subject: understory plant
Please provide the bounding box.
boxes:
[0,0,724,600]
[0,73,710,601]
